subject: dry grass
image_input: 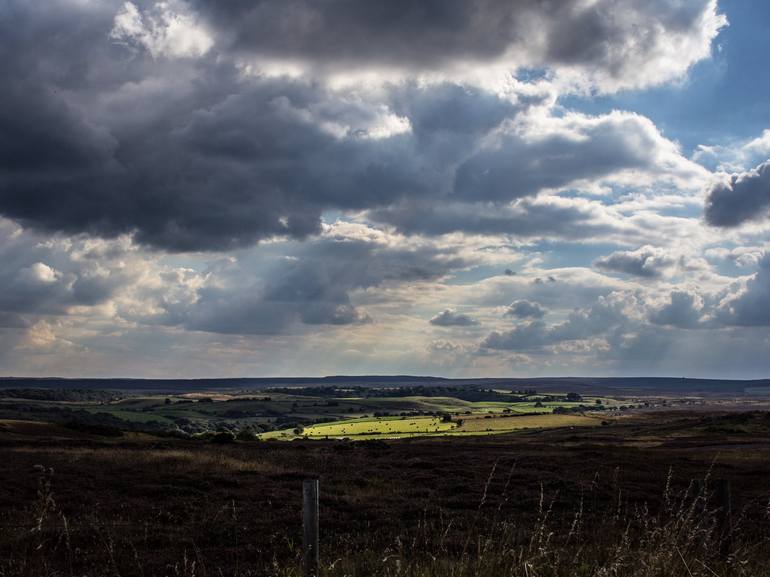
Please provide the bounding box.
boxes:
[302,469,770,577]
[2,461,768,577]
[2,412,770,577]
[457,413,602,432]
[10,446,287,475]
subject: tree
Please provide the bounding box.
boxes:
[236,427,258,442]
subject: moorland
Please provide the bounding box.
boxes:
[1,377,769,576]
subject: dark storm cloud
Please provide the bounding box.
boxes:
[0,312,30,329]
[704,161,770,227]
[0,0,719,252]
[0,1,427,251]
[429,309,478,327]
[0,0,523,251]
[504,300,546,319]
[191,0,521,66]
[0,68,432,251]
[0,58,641,251]
[0,82,116,174]
[191,0,722,84]
[154,233,470,335]
[368,198,623,238]
[452,114,658,202]
[649,291,703,328]
[389,83,524,139]
[594,246,672,278]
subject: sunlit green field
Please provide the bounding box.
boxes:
[260,412,605,440]
[261,416,456,439]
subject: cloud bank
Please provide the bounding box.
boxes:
[7,0,770,380]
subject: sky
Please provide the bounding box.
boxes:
[2,0,770,379]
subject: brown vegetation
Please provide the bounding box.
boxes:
[1,411,769,576]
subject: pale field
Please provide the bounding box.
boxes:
[456,413,603,432]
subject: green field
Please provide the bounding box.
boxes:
[305,416,454,437]
[261,412,605,440]
[261,415,457,439]
[0,385,636,440]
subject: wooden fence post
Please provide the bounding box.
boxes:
[303,478,319,577]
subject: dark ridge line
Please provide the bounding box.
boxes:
[1,375,769,395]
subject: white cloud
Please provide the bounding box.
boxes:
[111,1,213,59]
[693,128,770,172]
[429,309,478,327]
[705,246,767,268]
[18,262,59,284]
[550,0,727,93]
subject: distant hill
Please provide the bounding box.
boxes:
[1,375,769,396]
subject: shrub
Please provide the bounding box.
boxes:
[62,421,123,437]
[235,427,258,442]
[210,431,235,444]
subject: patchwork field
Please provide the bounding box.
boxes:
[0,385,634,441]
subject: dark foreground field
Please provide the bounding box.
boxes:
[1,412,770,577]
